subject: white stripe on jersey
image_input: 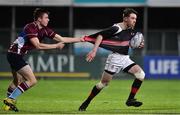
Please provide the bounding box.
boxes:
[113,23,122,34]
[13,36,25,54]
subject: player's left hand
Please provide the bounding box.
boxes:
[57,42,65,49]
[138,40,144,48]
[86,50,96,62]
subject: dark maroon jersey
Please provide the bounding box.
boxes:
[8,22,56,55]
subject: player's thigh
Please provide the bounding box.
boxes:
[100,71,113,83]
[17,65,36,83]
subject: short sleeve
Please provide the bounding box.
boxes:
[24,24,38,39]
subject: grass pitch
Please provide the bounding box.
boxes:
[0,79,180,114]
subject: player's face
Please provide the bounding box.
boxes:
[126,13,137,28]
[39,13,49,27]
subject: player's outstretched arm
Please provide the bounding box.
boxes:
[30,37,65,50]
[86,35,103,62]
[53,34,84,43]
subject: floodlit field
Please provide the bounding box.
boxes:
[0,79,180,114]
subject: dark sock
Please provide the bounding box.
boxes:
[128,78,142,100]
[86,85,101,102]
[7,87,14,97]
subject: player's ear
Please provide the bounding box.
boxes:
[37,17,42,22]
[123,17,128,22]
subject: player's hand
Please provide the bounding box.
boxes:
[138,40,144,48]
[56,42,65,49]
[80,36,86,42]
[86,50,96,62]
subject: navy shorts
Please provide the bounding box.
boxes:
[7,52,28,71]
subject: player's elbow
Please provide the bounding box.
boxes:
[54,34,65,42]
[96,35,103,41]
[97,34,103,39]
[35,45,41,50]
[35,43,43,50]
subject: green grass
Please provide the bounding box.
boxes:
[0,79,180,114]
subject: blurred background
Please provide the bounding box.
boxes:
[0,0,180,79]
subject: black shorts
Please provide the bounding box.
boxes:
[7,52,28,71]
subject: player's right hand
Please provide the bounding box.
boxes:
[80,36,86,42]
[86,50,96,62]
[56,42,65,49]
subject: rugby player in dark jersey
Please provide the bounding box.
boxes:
[79,8,145,111]
[3,8,84,112]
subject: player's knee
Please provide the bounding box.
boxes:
[96,81,108,89]
[31,79,37,86]
[18,78,24,85]
[20,76,25,81]
[134,70,145,81]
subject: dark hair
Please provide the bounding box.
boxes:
[123,8,138,18]
[33,8,49,21]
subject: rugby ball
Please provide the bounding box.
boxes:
[130,32,144,48]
